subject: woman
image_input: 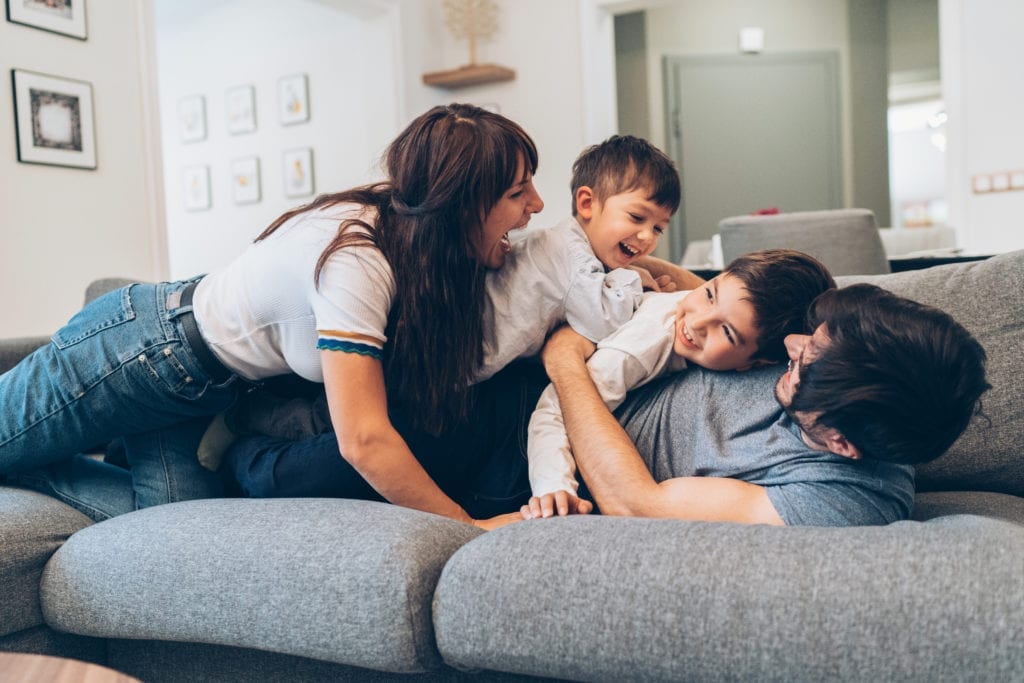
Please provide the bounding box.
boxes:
[0,104,544,527]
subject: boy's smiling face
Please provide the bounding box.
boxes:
[576,187,671,270]
[673,274,763,371]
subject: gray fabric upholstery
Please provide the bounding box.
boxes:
[41,498,482,673]
[719,208,891,275]
[435,513,1024,681]
[0,488,92,638]
[0,336,48,375]
[837,249,1024,496]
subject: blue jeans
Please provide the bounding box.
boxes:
[0,281,245,521]
[224,360,547,519]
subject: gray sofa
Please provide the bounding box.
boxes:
[1,251,1022,682]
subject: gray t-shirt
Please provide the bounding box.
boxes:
[615,365,915,526]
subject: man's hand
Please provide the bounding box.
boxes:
[630,266,677,293]
[521,491,594,519]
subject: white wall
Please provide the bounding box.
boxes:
[942,0,1024,254]
[154,0,401,278]
[396,0,587,227]
[0,1,163,337]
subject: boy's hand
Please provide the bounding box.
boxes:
[630,265,676,292]
[521,491,595,519]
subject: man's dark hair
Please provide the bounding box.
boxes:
[792,284,990,465]
[570,135,680,215]
[723,249,836,364]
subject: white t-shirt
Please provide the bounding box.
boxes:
[528,290,690,497]
[193,203,394,382]
[478,216,643,382]
[194,210,644,387]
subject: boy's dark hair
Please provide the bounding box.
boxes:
[792,284,990,465]
[570,135,680,215]
[723,249,836,364]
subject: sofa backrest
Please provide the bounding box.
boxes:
[836,250,1024,496]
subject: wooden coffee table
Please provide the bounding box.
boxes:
[0,652,140,682]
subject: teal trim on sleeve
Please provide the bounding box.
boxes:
[317,338,383,359]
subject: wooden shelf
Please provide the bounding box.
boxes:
[422,63,515,89]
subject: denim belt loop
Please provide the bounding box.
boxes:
[178,281,233,384]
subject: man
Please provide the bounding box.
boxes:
[528,284,989,526]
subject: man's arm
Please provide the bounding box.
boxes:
[632,255,706,292]
[541,326,784,525]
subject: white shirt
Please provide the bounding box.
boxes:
[478,216,644,382]
[192,210,643,388]
[193,203,394,382]
[528,290,690,497]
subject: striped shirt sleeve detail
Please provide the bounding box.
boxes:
[317,330,384,359]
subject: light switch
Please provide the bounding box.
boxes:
[739,27,764,53]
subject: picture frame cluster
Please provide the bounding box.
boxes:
[7,0,94,170]
[177,73,314,210]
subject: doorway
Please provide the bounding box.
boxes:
[662,52,843,259]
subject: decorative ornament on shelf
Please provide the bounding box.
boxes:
[422,0,515,90]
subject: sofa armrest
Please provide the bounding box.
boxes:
[0,336,48,375]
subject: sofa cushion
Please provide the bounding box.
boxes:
[434,514,1024,681]
[836,249,1024,496]
[41,498,483,673]
[0,488,92,638]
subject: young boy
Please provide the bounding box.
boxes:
[476,133,696,381]
[200,135,695,467]
[524,249,836,518]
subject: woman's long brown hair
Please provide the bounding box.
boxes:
[255,104,538,434]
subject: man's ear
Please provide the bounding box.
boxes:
[822,430,862,460]
[575,186,596,220]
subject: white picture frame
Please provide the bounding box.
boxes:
[11,69,96,169]
[231,156,261,204]
[225,84,256,135]
[277,73,309,126]
[178,95,206,143]
[282,147,314,198]
[5,0,87,40]
[182,165,211,211]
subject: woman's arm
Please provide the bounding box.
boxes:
[633,255,706,291]
[322,350,517,528]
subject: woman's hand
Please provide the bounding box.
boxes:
[472,511,527,531]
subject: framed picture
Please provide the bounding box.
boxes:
[11,69,96,169]
[182,165,211,211]
[5,0,87,40]
[231,156,261,204]
[225,84,256,135]
[178,95,206,143]
[277,73,309,125]
[282,147,314,198]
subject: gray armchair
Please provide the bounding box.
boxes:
[718,208,891,275]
